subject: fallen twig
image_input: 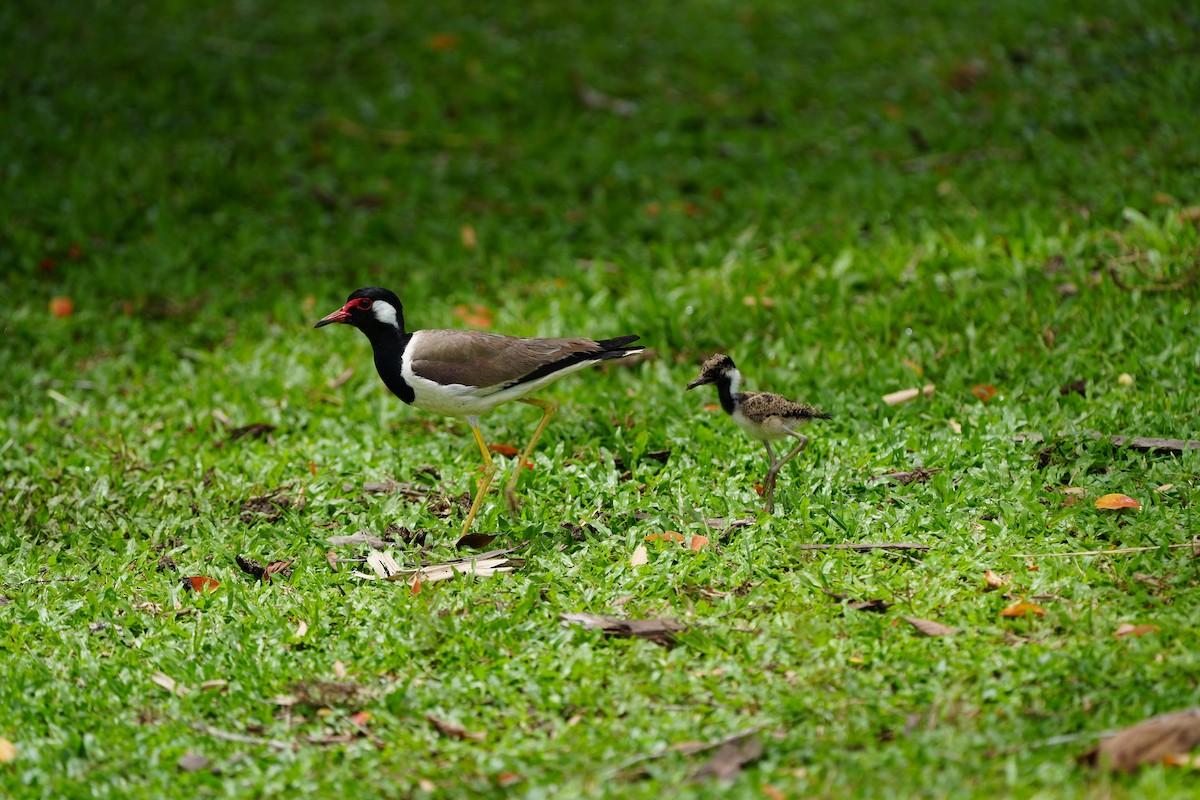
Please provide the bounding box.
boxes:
[797,543,930,552]
[1014,432,1200,454]
[609,724,769,776]
[1016,543,1198,559]
[868,467,942,485]
[192,722,290,750]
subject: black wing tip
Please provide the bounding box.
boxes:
[596,334,641,351]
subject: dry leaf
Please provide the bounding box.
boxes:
[460,224,477,250]
[49,296,74,318]
[1000,600,1046,618]
[327,367,354,389]
[1095,493,1140,510]
[762,784,786,800]
[560,612,685,647]
[1081,708,1200,772]
[947,418,962,434]
[455,532,499,550]
[183,576,219,593]
[427,714,486,742]
[452,303,493,329]
[1155,484,1174,494]
[882,384,936,406]
[690,535,710,551]
[350,711,373,726]
[427,32,460,51]
[199,679,228,692]
[689,733,764,782]
[366,550,403,580]
[646,531,685,543]
[333,660,347,680]
[630,544,649,566]
[1179,207,1200,224]
[0,737,15,763]
[971,384,997,402]
[1117,372,1134,387]
[294,620,309,638]
[1114,623,1160,639]
[902,616,958,637]
[151,672,185,696]
[488,443,520,457]
[984,570,1009,591]
[177,752,210,773]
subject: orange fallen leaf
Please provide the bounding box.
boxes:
[427,32,460,51]
[488,443,520,457]
[646,531,685,543]
[971,384,997,402]
[1000,600,1046,618]
[762,785,786,800]
[452,303,493,329]
[1095,493,1140,510]
[1114,623,1160,639]
[49,296,74,318]
[984,570,1008,590]
[703,403,720,412]
[184,576,220,593]
[753,483,764,496]
[349,711,372,726]
[689,534,709,551]
[0,736,16,763]
[410,575,422,596]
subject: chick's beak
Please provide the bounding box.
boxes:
[686,375,709,391]
[314,305,352,328]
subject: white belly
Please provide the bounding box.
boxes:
[732,408,793,441]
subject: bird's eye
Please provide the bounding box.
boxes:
[356,298,373,310]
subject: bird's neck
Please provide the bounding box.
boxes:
[361,324,416,404]
[715,369,741,415]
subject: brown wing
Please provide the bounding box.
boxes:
[739,391,830,424]
[409,330,607,388]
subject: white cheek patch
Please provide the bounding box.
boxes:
[372,301,399,329]
[725,368,741,395]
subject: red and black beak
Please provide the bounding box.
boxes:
[314,304,353,328]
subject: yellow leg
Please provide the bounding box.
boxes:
[504,397,558,515]
[460,416,498,538]
[764,433,808,514]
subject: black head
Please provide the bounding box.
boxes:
[314,287,405,334]
[686,353,738,390]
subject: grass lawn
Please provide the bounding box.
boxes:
[3,0,1200,796]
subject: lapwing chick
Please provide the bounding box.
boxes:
[316,286,643,538]
[687,353,830,513]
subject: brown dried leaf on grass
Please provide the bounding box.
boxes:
[228,422,275,442]
[1080,709,1200,772]
[427,714,486,742]
[984,570,1009,591]
[1000,600,1046,618]
[822,588,891,613]
[560,612,685,647]
[288,680,374,709]
[235,555,293,582]
[902,617,958,637]
[177,752,211,773]
[689,733,764,782]
[239,487,296,524]
[1114,623,1160,639]
[869,466,942,485]
[455,532,499,550]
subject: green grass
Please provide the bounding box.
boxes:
[3,0,1200,796]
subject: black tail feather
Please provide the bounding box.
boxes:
[503,335,643,389]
